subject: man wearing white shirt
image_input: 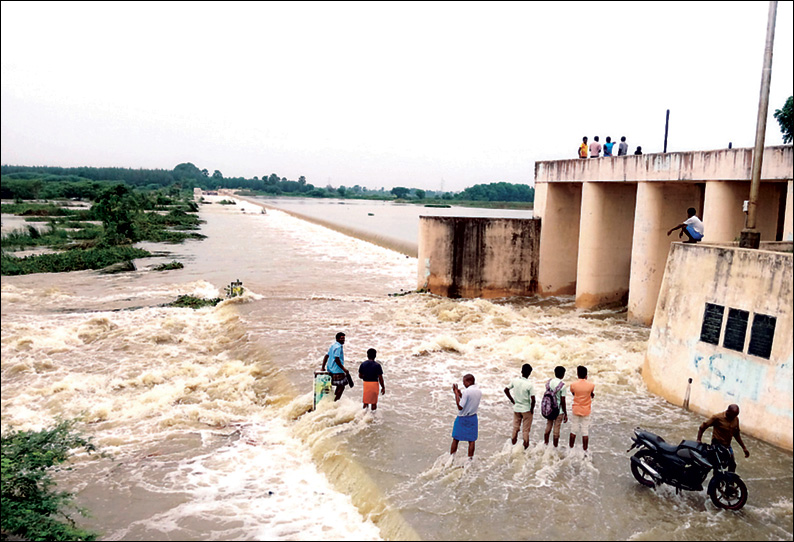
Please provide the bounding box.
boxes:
[450,374,482,461]
[667,207,704,244]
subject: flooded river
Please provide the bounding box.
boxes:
[1,196,791,540]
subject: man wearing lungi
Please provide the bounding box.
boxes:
[450,374,482,461]
[321,332,350,401]
[358,348,385,410]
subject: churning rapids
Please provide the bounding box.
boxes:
[1,196,791,541]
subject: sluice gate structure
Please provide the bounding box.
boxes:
[419,145,793,449]
[533,145,793,326]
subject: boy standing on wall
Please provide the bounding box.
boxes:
[579,136,589,159]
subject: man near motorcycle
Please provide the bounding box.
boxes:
[696,404,750,473]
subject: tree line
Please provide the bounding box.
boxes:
[1,163,534,203]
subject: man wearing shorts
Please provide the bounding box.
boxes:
[569,365,595,451]
[450,374,482,461]
[667,207,704,244]
[321,332,350,401]
[504,363,536,449]
[358,348,385,411]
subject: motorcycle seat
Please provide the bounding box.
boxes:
[637,431,679,454]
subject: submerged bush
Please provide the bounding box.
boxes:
[153,260,184,271]
[164,295,222,309]
[1,246,151,275]
[1,419,99,541]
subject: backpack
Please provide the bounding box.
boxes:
[541,379,565,420]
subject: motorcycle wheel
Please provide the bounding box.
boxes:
[707,474,748,510]
[631,449,658,488]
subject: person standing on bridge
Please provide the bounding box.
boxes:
[618,136,629,156]
[589,136,602,158]
[603,136,615,157]
[667,207,704,244]
[579,136,589,159]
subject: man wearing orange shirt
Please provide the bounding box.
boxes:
[569,365,595,451]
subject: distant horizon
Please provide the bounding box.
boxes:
[3,2,792,192]
[3,140,791,193]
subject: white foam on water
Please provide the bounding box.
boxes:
[0,293,384,541]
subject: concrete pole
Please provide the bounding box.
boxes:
[663,109,670,153]
[740,0,778,249]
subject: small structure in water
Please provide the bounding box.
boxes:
[224,279,244,298]
[313,371,333,409]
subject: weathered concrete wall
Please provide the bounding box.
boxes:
[576,182,637,308]
[644,243,793,450]
[417,217,540,298]
[535,146,793,183]
[786,181,793,241]
[533,182,581,296]
[628,182,703,325]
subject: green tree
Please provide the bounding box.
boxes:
[391,186,409,198]
[773,95,793,144]
[212,170,223,179]
[173,162,204,182]
[92,184,141,245]
[1,419,99,541]
[414,189,426,199]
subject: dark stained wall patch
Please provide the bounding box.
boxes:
[700,303,724,345]
[723,308,749,352]
[748,313,776,359]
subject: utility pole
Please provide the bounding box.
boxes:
[663,109,670,153]
[740,0,778,249]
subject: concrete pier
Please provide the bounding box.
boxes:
[534,146,793,325]
[417,216,540,298]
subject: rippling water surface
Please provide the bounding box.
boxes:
[1,196,791,540]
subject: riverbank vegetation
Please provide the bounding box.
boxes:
[1,180,202,275]
[2,164,534,208]
[1,419,99,541]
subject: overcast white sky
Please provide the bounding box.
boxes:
[2,1,793,192]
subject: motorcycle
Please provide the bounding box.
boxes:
[627,428,748,510]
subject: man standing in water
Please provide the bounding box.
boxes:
[504,364,536,449]
[569,365,595,451]
[321,332,351,401]
[697,404,750,473]
[358,348,385,411]
[450,374,482,462]
[543,366,568,447]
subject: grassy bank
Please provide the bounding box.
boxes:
[1,189,202,275]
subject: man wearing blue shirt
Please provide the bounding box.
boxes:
[322,332,351,401]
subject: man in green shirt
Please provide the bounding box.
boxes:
[504,364,536,449]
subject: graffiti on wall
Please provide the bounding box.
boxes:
[693,352,766,402]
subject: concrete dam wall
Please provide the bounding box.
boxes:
[644,242,793,450]
[417,216,540,298]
